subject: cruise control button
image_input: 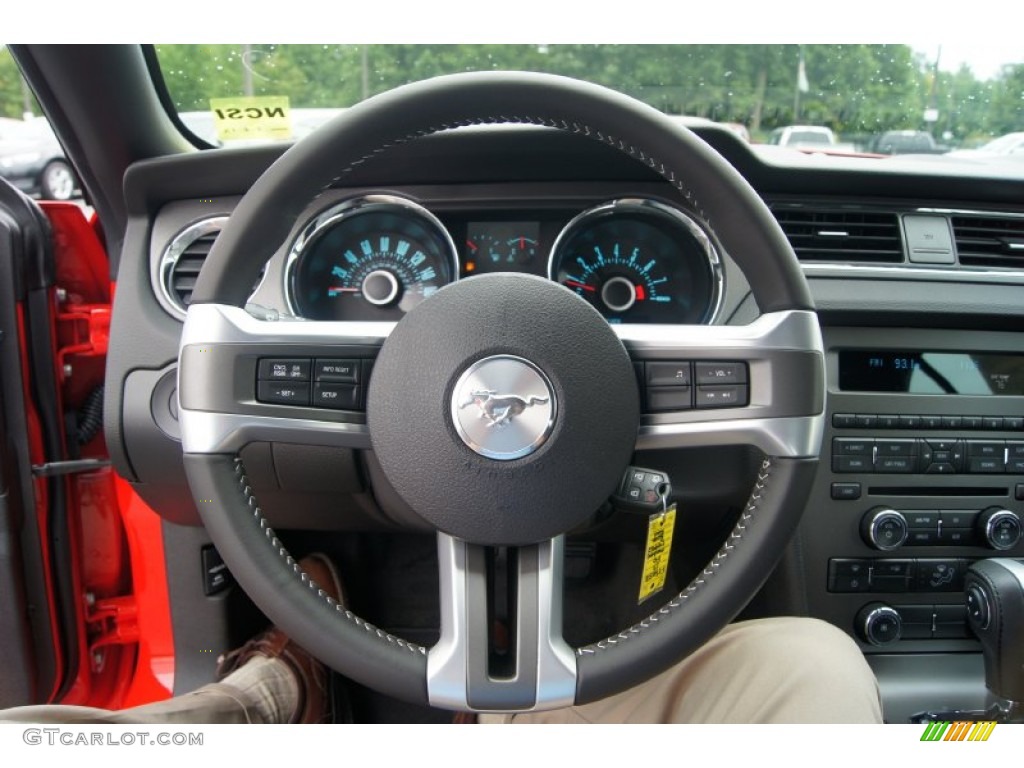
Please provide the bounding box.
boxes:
[258,358,311,381]
[694,385,748,408]
[257,381,311,406]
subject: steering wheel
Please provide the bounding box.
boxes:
[177,72,825,711]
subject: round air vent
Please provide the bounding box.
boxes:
[157,216,265,319]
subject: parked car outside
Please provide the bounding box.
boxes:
[950,131,1024,158]
[766,124,836,148]
[0,116,78,200]
[869,130,947,155]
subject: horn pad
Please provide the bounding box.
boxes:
[367,273,639,545]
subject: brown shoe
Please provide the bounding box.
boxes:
[217,553,344,723]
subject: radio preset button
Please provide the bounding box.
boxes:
[962,416,983,430]
[854,414,877,429]
[898,415,922,429]
[922,416,942,430]
[878,415,900,429]
[832,413,856,429]
[982,417,1004,430]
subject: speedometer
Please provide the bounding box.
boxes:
[548,199,723,324]
[285,195,458,321]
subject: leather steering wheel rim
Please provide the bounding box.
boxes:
[179,71,823,710]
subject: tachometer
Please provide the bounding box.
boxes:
[548,199,722,324]
[285,196,458,321]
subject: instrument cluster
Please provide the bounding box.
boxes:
[284,195,724,325]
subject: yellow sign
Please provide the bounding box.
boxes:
[638,504,676,603]
[210,96,291,142]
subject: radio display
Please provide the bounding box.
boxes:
[838,350,1024,396]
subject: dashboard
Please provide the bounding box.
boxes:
[157,192,725,326]
[109,123,1024,718]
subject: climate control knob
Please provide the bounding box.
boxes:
[856,603,903,646]
[977,507,1022,551]
[861,507,909,551]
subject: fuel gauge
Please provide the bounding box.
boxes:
[465,221,540,274]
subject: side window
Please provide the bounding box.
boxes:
[0,45,80,201]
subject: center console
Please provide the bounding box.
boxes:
[802,327,1024,656]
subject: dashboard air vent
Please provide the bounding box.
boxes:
[159,216,265,318]
[951,215,1024,269]
[772,207,903,263]
[161,217,227,314]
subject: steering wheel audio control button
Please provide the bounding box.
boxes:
[451,355,556,461]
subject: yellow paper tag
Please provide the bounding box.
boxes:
[210,96,292,142]
[638,504,676,603]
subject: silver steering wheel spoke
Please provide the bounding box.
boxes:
[622,309,825,457]
[177,303,393,454]
[428,533,577,712]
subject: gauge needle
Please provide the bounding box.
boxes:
[329,286,361,293]
[563,279,595,293]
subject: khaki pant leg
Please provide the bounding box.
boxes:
[0,684,263,725]
[485,617,882,724]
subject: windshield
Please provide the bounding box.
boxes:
[155,44,1022,161]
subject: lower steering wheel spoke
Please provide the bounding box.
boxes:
[623,309,825,457]
[178,303,392,453]
[428,533,577,712]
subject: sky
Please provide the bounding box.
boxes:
[917,43,1023,80]
[4,2,1022,82]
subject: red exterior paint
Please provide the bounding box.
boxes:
[28,203,174,708]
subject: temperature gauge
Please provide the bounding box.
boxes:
[465,221,540,274]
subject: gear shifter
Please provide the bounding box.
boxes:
[965,558,1024,711]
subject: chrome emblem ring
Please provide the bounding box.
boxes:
[451,355,556,461]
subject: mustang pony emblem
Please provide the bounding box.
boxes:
[459,389,550,428]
